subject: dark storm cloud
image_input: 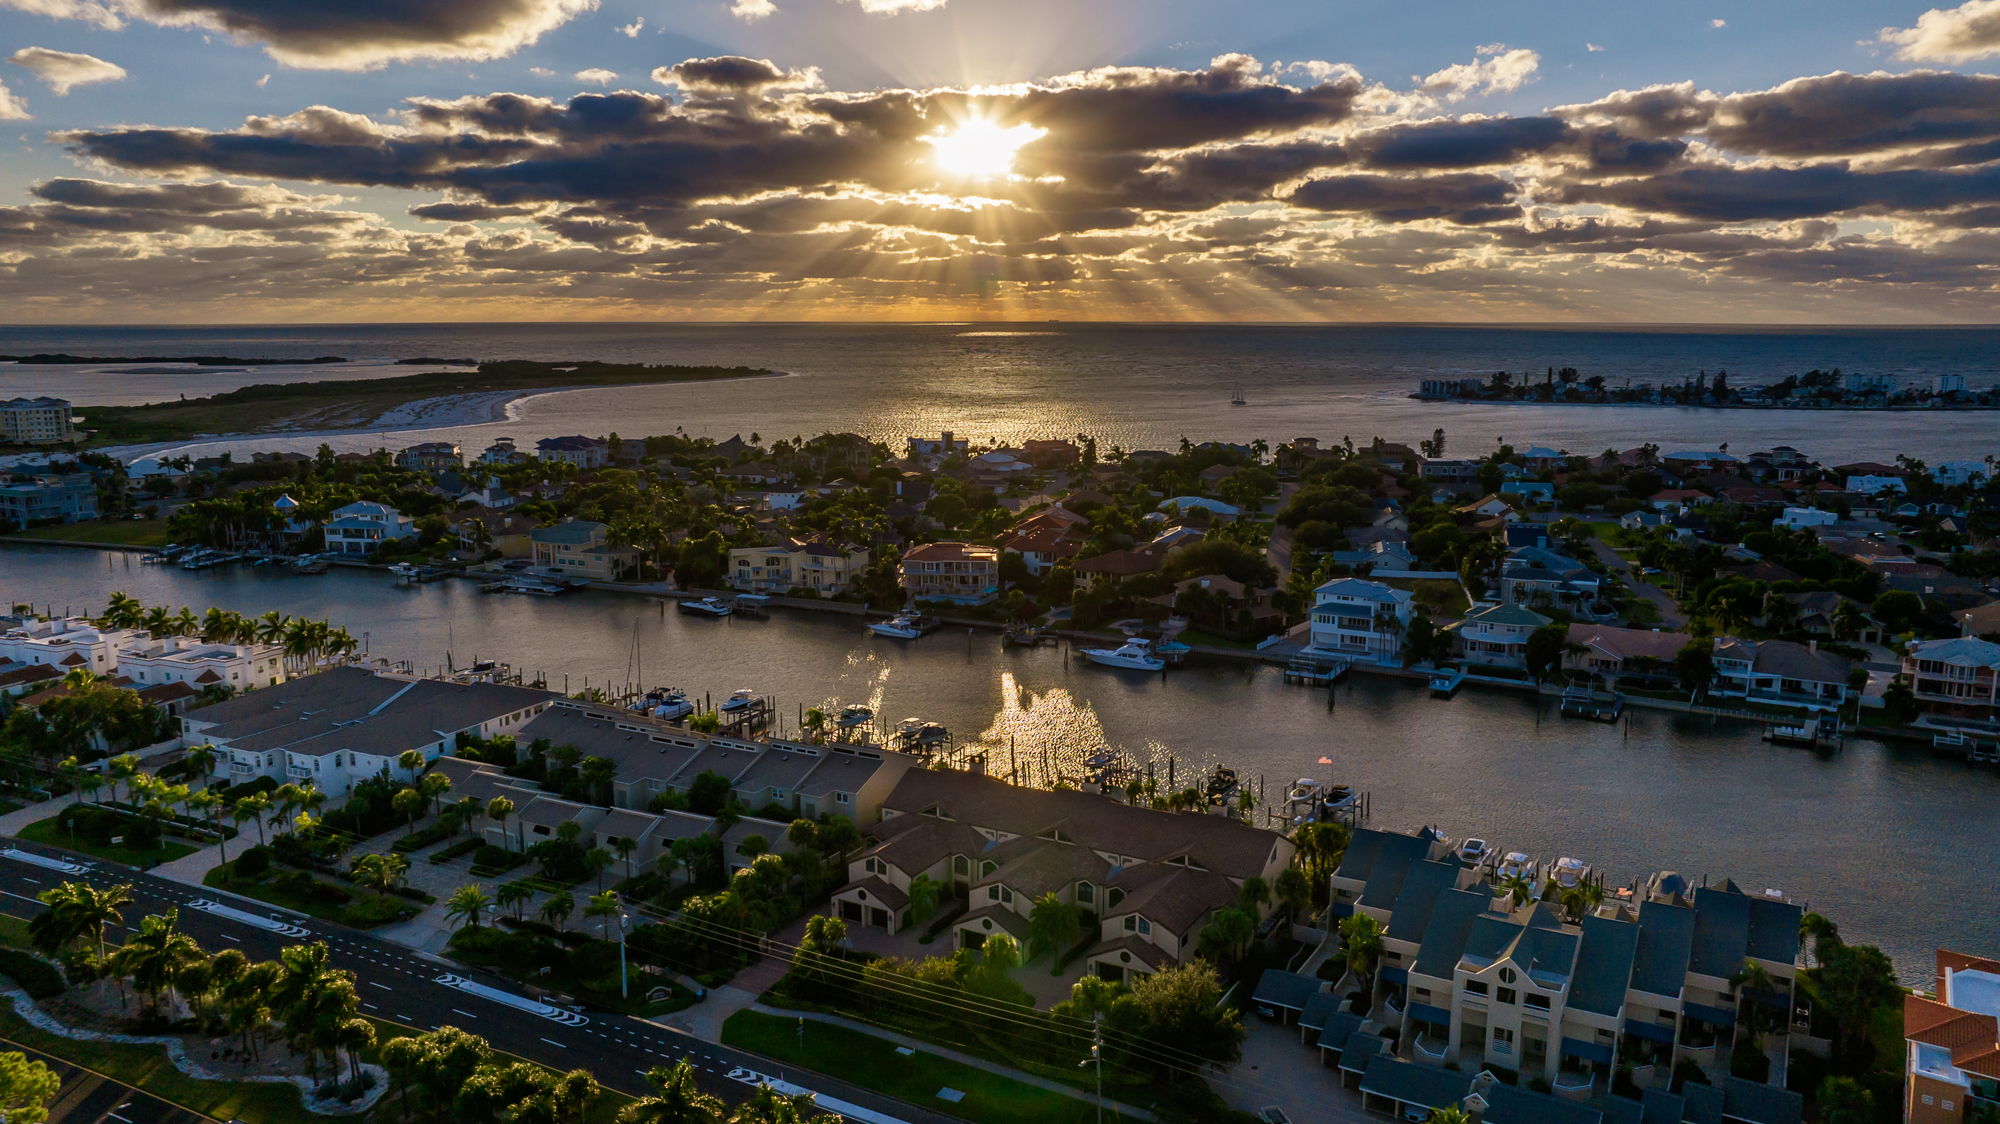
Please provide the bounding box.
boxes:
[118,0,597,69]
[655,56,818,93]
[410,199,544,221]
[1558,163,2000,222]
[1287,173,1517,224]
[0,177,363,241]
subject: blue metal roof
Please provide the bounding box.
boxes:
[1299,991,1343,1033]
[1251,969,1319,1014]
[1357,1055,1468,1110]
[1384,859,1463,941]
[1622,1017,1677,1044]
[1630,900,1695,997]
[1316,1011,1364,1055]
[1560,1035,1615,1065]
[1412,888,1493,980]
[1571,914,1640,1016]
[1407,1001,1451,1026]
[1379,965,1409,985]
[1683,1000,1738,1027]
[1481,1083,1604,1124]
[1719,1076,1805,1124]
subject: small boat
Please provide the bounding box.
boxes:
[1154,640,1192,664]
[1455,838,1496,868]
[1495,852,1541,893]
[388,562,421,578]
[502,575,566,596]
[1003,623,1048,646]
[1079,640,1166,671]
[894,717,950,749]
[678,597,733,618]
[1550,856,1592,891]
[1429,668,1466,697]
[1204,767,1239,806]
[868,612,925,639]
[1286,778,1324,805]
[630,688,694,721]
[836,704,875,729]
[1084,747,1121,772]
[719,689,764,714]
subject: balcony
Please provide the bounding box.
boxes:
[229,762,256,774]
[286,765,314,778]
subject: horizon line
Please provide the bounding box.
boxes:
[4,320,2000,331]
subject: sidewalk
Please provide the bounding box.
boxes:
[747,1001,1160,1122]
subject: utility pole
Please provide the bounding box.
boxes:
[619,909,631,998]
[1093,1013,1103,1124]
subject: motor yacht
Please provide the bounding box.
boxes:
[1495,852,1541,890]
[631,688,694,721]
[1079,640,1165,671]
[1455,838,1496,868]
[868,612,925,639]
[719,689,763,713]
[1550,856,1593,891]
[678,597,733,618]
[1205,767,1240,806]
[836,704,875,730]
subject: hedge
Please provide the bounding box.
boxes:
[429,838,483,865]
[0,949,65,999]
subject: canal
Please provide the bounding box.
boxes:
[4,544,1990,979]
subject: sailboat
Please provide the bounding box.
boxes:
[1230,384,1247,406]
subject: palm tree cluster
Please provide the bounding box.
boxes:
[2,668,169,775]
[29,881,367,1083]
[378,1024,607,1124]
[98,594,358,673]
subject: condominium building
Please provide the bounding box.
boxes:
[0,616,138,676]
[394,441,462,472]
[898,542,1000,604]
[0,474,98,528]
[117,637,285,693]
[727,540,871,595]
[0,397,79,444]
[1308,577,1414,665]
[535,435,610,469]
[1906,949,2000,1123]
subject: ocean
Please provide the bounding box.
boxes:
[2,322,1999,463]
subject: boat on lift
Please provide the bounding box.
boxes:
[836,703,875,730]
[1455,838,1496,868]
[631,688,694,721]
[678,597,733,618]
[1495,852,1543,896]
[1204,767,1240,806]
[719,689,764,714]
[1079,639,1166,671]
[894,717,951,750]
[1550,856,1594,891]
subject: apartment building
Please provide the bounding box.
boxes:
[1902,638,2000,726]
[183,666,553,796]
[395,441,462,472]
[1325,827,1804,1101]
[726,539,871,595]
[1905,949,2000,1124]
[0,616,137,676]
[0,474,98,528]
[1308,577,1414,665]
[117,637,285,693]
[830,769,1292,985]
[0,397,79,444]
[898,542,1000,605]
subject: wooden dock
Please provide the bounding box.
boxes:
[1284,653,1350,685]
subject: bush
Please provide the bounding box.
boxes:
[0,948,65,999]
[390,822,457,853]
[430,838,483,864]
[472,845,527,874]
[58,803,161,849]
[232,845,271,879]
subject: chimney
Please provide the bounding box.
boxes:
[941,430,954,449]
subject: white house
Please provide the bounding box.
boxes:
[1450,603,1551,670]
[1775,507,1838,530]
[117,638,286,694]
[1161,496,1241,520]
[1308,577,1414,665]
[1845,474,1907,496]
[1934,461,1990,488]
[322,501,416,556]
[0,616,137,676]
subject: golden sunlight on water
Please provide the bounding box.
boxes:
[971,672,1108,786]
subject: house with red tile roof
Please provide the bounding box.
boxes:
[1905,949,2000,1124]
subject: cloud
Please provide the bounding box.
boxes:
[841,0,949,13]
[1419,45,1540,103]
[573,67,618,84]
[616,16,642,37]
[1880,0,2000,62]
[529,66,555,77]
[7,0,599,70]
[8,47,129,95]
[0,78,27,120]
[1710,18,1726,28]
[1586,43,1604,52]
[255,72,269,86]
[728,0,776,20]
[409,199,543,221]
[0,0,123,29]
[653,55,818,92]
[1287,172,1518,223]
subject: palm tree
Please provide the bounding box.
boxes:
[393,787,426,833]
[584,890,622,945]
[234,792,270,846]
[1800,912,1841,968]
[114,908,203,1015]
[34,881,132,965]
[497,881,534,921]
[102,591,144,630]
[1559,882,1604,923]
[487,795,516,851]
[1196,907,1257,967]
[1237,875,1270,916]
[352,853,409,900]
[727,1083,817,1124]
[611,835,638,881]
[141,605,173,637]
[1427,1107,1473,1124]
[181,742,217,783]
[1274,867,1312,922]
[445,885,491,931]
[1497,872,1536,908]
[540,892,575,933]
[1731,958,1784,1044]
[1338,912,1386,994]
[397,749,424,781]
[619,1059,724,1124]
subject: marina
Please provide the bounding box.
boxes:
[3,543,1998,978]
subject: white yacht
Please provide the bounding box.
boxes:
[1079,640,1166,671]
[1455,838,1496,868]
[678,597,733,618]
[631,688,693,721]
[1495,852,1541,889]
[719,689,763,713]
[1550,856,1593,891]
[868,612,925,639]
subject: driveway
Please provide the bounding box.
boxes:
[1587,538,1687,628]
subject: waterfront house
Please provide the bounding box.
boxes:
[1901,637,2000,727]
[1846,474,1908,497]
[322,501,415,556]
[452,508,540,558]
[1449,603,1551,670]
[395,441,462,472]
[1903,949,2000,1124]
[1499,481,1555,506]
[830,768,1291,983]
[1565,624,1690,688]
[1020,439,1081,467]
[1935,461,1991,488]
[0,397,79,445]
[183,666,553,797]
[530,520,641,581]
[726,539,870,595]
[0,473,98,528]
[999,517,1086,577]
[0,616,139,677]
[907,431,970,461]
[1710,638,1853,711]
[479,437,529,466]
[898,542,1000,604]
[718,461,789,487]
[117,637,285,693]
[1074,547,1165,589]
[1308,577,1414,665]
[1661,451,1738,475]
[535,435,610,470]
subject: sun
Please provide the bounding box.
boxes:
[925,117,1046,179]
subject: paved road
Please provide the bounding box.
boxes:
[0,843,958,1124]
[1586,538,1687,628]
[1,1035,218,1124]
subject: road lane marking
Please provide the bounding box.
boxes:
[368,982,393,991]
[539,1037,566,1048]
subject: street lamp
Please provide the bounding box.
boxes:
[618,909,631,999]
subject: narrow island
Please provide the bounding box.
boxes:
[1413,365,2000,410]
[67,359,778,446]
[0,352,350,365]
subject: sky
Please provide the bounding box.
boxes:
[3,0,2000,324]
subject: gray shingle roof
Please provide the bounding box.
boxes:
[1570,914,1640,1016]
[1412,888,1495,980]
[1631,900,1696,997]
[1357,1055,1466,1109]
[1384,859,1463,942]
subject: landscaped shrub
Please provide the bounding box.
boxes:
[57,803,161,849]
[390,822,457,853]
[430,838,482,864]
[231,845,270,879]
[0,948,64,998]
[471,844,526,874]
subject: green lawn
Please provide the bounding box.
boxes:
[0,1005,310,1123]
[14,815,198,868]
[1380,577,1471,617]
[202,862,412,929]
[722,1010,1133,1124]
[4,518,173,547]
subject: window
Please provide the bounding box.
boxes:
[865,858,886,877]
[1463,980,1489,996]
[835,792,851,805]
[1075,882,1094,904]
[1498,967,1516,984]
[1524,993,1550,1010]
[1491,1028,1514,1052]
[1497,987,1517,1006]
[981,860,997,877]
[952,855,969,876]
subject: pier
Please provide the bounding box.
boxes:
[1283,653,1350,685]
